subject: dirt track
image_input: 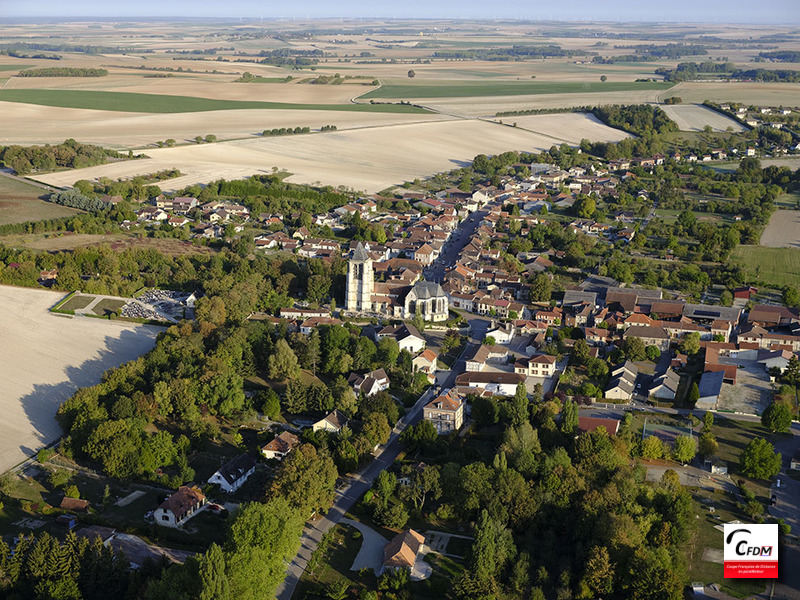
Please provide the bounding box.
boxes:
[0,285,158,473]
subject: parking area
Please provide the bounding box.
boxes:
[717,358,772,414]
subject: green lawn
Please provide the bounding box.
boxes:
[57,294,94,312]
[687,491,767,598]
[0,175,80,226]
[731,246,800,288]
[775,192,800,210]
[90,298,127,316]
[0,89,431,114]
[362,80,674,99]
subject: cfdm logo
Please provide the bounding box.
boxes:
[723,524,778,578]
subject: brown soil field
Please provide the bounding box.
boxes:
[660,104,747,132]
[760,209,800,248]
[0,101,452,148]
[31,114,631,193]
[0,285,159,473]
[0,175,80,225]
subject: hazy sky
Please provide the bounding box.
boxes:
[1,0,798,24]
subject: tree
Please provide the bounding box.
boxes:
[511,383,530,426]
[574,195,596,218]
[373,470,397,508]
[580,546,614,597]
[679,332,701,355]
[470,509,517,583]
[483,336,496,346]
[268,339,300,381]
[205,134,217,143]
[740,438,782,479]
[762,402,792,433]
[641,436,664,459]
[571,339,590,365]
[377,337,399,367]
[699,432,718,456]
[687,382,700,405]
[600,75,607,82]
[407,70,416,78]
[623,336,647,361]
[672,435,696,463]
[198,543,230,600]
[560,399,578,434]
[645,345,661,361]
[702,411,714,433]
[529,272,552,302]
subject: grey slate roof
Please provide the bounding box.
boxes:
[352,243,369,261]
[214,453,256,487]
[413,280,445,299]
[698,371,725,399]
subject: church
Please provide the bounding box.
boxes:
[346,243,449,321]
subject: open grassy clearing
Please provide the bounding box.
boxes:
[0,64,30,71]
[0,285,158,474]
[0,231,217,256]
[664,82,800,106]
[0,175,80,225]
[731,246,800,288]
[0,89,430,113]
[32,114,630,194]
[362,80,674,99]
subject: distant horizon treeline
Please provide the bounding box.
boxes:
[16,67,108,77]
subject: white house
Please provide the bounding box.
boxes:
[412,349,438,375]
[485,322,516,345]
[514,354,557,378]
[153,486,206,528]
[261,431,300,460]
[454,372,525,396]
[348,368,390,397]
[650,370,680,400]
[312,409,348,434]
[207,453,257,493]
[377,323,426,354]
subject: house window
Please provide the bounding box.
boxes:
[162,515,170,521]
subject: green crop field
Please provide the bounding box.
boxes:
[0,64,30,71]
[0,89,431,114]
[362,80,674,99]
[731,245,800,288]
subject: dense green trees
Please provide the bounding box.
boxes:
[761,402,792,433]
[0,139,126,175]
[17,67,108,77]
[740,438,782,479]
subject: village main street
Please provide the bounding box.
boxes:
[274,207,485,600]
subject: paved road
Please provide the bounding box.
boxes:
[425,209,486,284]
[274,333,475,599]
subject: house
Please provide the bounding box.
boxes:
[577,416,620,435]
[412,349,438,375]
[377,323,426,354]
[60,497,90,512]
[454,371,525,396]
[382,529,426,574]
[790,450,800,471]
[757,349,794,373]
[262,431,300,460]
[514,354,557,378]
[300,316,342,334]
[423,390,464,434]
[348,368,390,397]
[153,486,206,528]
[465,344,508,372]
[623,325,670,352]
[207,453,257,493]
[605,361,638,401]
[485,321,516,345]
[312,409,348,434]
[697,371,725,410]
[650,369,681,400]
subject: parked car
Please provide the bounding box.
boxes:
[770,495,777,506]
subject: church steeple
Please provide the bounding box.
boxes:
[346,243,374,313]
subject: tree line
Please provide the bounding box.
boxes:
[0,139,129,175]
[16,67,108,77]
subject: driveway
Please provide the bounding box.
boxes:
[341,517,387,575]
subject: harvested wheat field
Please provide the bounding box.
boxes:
[665,82,800,107]
[0,285,159,473]
[495,113,632,144]
[421,88,672,118]
[760,209,800,248]
[0,101,450,148]
[33,114,629,193]
[660,104,747,132]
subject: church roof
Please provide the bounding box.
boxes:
[352,243,369,261]
[413,280,445,299]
